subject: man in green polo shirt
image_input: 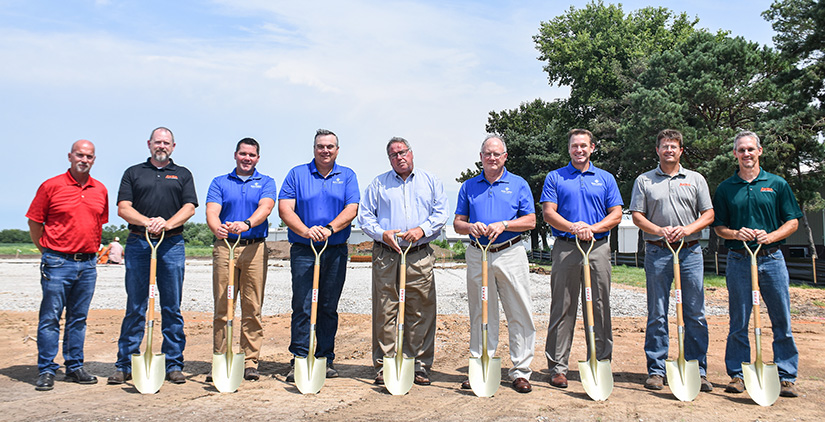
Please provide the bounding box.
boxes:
[711,131,803,398]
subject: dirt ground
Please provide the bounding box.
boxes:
[2,288,825,421]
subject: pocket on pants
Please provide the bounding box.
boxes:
[40,254,64,280]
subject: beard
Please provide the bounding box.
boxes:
[153,150,170,162]
[73,163,90,174]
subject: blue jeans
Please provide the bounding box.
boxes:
[725,249,797,382]
[116,233,186,373]
[37,251,97,375]
[289,243,348,361]
[643,242,708,377]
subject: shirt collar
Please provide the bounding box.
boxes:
[309,160,340,178]
[229,168,261,181]
[566,161,596,175]
[143,157,178,170]
[733,167,766,183]
[476,167,510,185]
[654,164,685,178]
[62,170,97,188]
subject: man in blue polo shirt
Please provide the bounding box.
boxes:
[541,128,623,389]
[278,129,359,380]
[454,135,536,393]
[712,131,802,398]
[206,137,276,381]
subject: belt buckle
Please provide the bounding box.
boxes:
[72,253,84,261]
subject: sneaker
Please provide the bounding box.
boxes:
[107,370,132,385]
[700,376,713,392]
[326,362,339,378]
[725,377,744,394]
[780,380,798,398]
[644,374,664,390]
[285,367,295,383]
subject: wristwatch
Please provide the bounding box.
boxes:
[324,224,335,235]
[502,220,509,230]
[243,219,252,229]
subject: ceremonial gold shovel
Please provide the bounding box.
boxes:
[383,237,415,396]
[212,235,245,393]
[132,230,166,395]
[664,239,701,402]
[294,238,329,394]
[468,237,501,397]
[576,237,613,401]
[741,241,780,407]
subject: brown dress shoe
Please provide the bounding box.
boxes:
[107,370,132,385]
[644,374,664,390]
[512,377,532,393]
[244,367,260,381]
[780,381,798,398]
[725,377,744,393]
[549,373,568,388]
[414,371,431,386]
[461,379,471,389]
[700,376,713,392]
[166,370,186,384]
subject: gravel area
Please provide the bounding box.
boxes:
[0,258,728,317]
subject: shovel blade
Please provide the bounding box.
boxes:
[212,352,245,393]
[742,361,780,406]
[294,355,327,394]
[665,358,701,402]
[131,353,166,394]
[578,359,613,401]
[468,356,501,397]
[383,355,415,396]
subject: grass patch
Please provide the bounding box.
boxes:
[0,243,40,255]
[185,245,213,257]
[531,264,727,290]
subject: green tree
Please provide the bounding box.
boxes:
[101,224,129,245]
[0,229,31,243]
[183,222,215,246]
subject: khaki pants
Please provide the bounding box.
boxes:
[545,238,613,375]
[466,243,535,380]
[212,240,268,369]
[371,243,436,374]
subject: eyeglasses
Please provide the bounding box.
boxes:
[482,152,505,159]
[314,144,338,151]
[388,148,410,159]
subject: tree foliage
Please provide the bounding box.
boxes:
[0,229,31,243]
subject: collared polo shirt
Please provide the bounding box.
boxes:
[279,160,360,246]
[540,162,623,240]
[117,158,198,233]
[629,164,712,242]
[455,167,534,244]
[711,168,802,250]
[206,168,277,239]
[27,171,109,254]
[358,168,449,247]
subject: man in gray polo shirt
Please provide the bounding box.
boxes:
[629,129,715,392]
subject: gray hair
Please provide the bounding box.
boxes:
[734,131,762,150]
[386,136,411,154]
[314,129,339,147]
[149,127,174,142]
[481,135,507,153]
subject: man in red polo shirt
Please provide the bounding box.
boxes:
[27,140,108,391]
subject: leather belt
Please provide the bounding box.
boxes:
[379,242,430,254]
[556,236,607,243]
[470,235,523,253]
[734,246,780,257]
[43,249,96,261]
[228,237,265,246]
[130,229,183,238]
[646,240,699,249]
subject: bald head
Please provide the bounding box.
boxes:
[68,139,96,181]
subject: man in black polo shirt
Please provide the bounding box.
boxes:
[108,127,198,385]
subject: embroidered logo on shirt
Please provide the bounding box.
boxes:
[165,175,178,180]
[761,187,774,192]
[251,182,262,189]
[591,179,603,186]
[333,177,344,184]
[501,186,513,194]
[679,183,691,187]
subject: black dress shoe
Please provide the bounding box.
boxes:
[65,368,98,384]
[35,373,55,391]
[461,379,471,389]
[166,370,186,384]
[244,367,260,381]
[107,370,132,385]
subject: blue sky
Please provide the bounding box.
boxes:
[3,0,776,230]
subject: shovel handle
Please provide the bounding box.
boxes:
[472,237,492,325]
[145,230,165,323]
[224,236,241,322]
[575,237,596,329]
[742,242,763,330]
[309,239,328,325]
[665,239,685,328]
